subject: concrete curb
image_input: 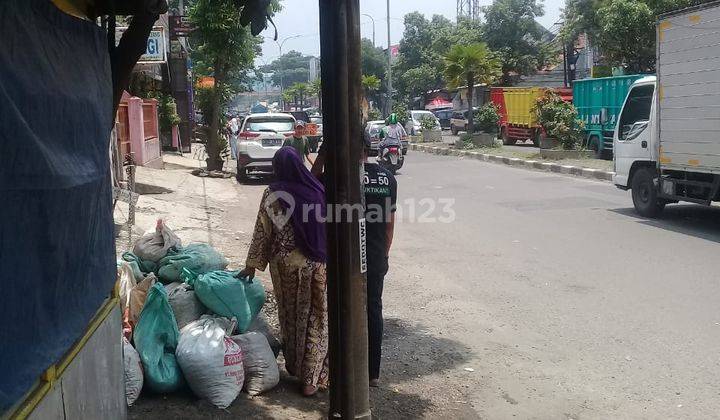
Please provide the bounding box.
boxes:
[409,143,615,183]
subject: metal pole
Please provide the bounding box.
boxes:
[278,42,285,110]
[386,0,392,114]
[362,14,375,47]
[319,0,370,418]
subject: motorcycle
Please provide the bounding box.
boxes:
[377,144,404,174]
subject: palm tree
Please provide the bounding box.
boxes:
[309,78,322,110]
[291,82,309,109]
[444,43,501,134]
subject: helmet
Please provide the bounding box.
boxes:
[388,113,398,125]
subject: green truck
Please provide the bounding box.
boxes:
[573,75,645,159]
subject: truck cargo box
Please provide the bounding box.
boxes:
[573,75,645,153]
[491,87,572,144]
[658,2,720,174]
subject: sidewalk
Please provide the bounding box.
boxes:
[116,152,453,419]
[412,141,615,182]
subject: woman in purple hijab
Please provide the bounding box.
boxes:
[239,147,328,396]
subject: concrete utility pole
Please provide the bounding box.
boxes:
[386,0,393,114]
[362,14,375,47]
[319,0,371,418]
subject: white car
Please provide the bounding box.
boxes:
[236,113,295,182]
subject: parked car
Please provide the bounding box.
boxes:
[364,120,409,155]
[406,110,441,135]
[236,113,295,182]
[449,108,477,135]
[433,109,453,130]
[288,110,322,152]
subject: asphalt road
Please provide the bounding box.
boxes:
[382,151,720,418]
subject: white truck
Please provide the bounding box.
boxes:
[614,2,720,217]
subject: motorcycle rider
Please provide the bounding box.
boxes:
[377,113,406,159]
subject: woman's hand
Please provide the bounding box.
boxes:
[235,266,256,280]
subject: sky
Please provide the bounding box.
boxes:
[256,0,565,65]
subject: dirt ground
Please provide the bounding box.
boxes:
[121,152,471,419]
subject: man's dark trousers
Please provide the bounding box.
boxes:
[367,262,388,380]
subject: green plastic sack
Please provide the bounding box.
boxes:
[157,243,228,284]
[121,251,157,278]
[183,269,266,334]
[134,283,185,393]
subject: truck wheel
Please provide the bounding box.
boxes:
[451,126,458,136]
[501,128,515,145]
[631,167,665,217]
[589,136,603,159]
[532,131,541,147]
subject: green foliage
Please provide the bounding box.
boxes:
[534,92,585,150]
[443,43,502,90]
[156,93,181,134]
[482,0,549,82]
[362,75,381,92]
[393,13,487,100]
[368,107,382,121]
[361,38,387,81]
[262,51,314,88]
[189,0,274,167]
[596,0,655,73]
[474,104,501,134]
[420,115,437,131]
[391,102,409,126]
[444,43,501,134]
[562,0,710,73]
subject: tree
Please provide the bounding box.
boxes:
[482,0,548,83]
[444,43,502,134]
[361,38,387,80]
[262,51,314,88]
[308,78,322,110]
[392,12,488,100]
[189,0,277,170]
[290,82,309,108]
[596,0,655,73]
[361,74,381,107]
[562,0,708,73]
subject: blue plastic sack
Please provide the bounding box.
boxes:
[183,269,266,334]
[157,243,228,284]
[134,283,185,393]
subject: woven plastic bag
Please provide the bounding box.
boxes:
[183,269,266,334]
[123,337,144,406]
[157,243,228,284]
[231,332,279,396]
[133,219,182,263]
[166,282,206,330]
[134,283,185,393]
[176,316,244,409]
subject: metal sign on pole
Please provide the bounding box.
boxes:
[319,0,371,418]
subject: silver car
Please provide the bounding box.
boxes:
[236,113,295,182]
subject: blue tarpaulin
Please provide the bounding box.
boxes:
[0,0,116,411]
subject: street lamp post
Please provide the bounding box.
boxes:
[265,34,303,110]
[362,14,375,47]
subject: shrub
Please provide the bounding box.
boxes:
[391,102,409,126]
[420,115,437,131]
[474,103,500,133]
[534,92,585,150]
[368,107,382,121]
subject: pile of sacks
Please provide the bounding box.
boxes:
[119,220,281,409]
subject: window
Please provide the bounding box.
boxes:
[619,85,653,140]
[244,118,295,133]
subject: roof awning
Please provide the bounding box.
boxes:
[425,98,452,110]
